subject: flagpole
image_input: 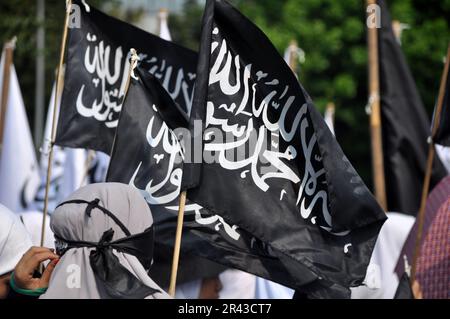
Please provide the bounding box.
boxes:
[366,0,387,211]
[411,44,450,283]
[0,38,16,159]
[40,0,72,247]
[168,190,187,297]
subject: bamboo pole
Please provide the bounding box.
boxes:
[411,44,450,283]
[0,38,16,158]
[168,190,187,297]
[366,0,387,211]
[40,1,72,247]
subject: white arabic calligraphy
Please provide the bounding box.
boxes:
[205,27,346,236]
[75,33,196,128]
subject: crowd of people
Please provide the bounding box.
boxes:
[1,179,447,299]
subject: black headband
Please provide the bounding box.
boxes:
[54,198,160,299]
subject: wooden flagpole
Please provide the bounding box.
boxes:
[0,38,16,159]
[40,0,72,247]
[168,190,187,296]
[367,0,387,211]
[411,44,450,283]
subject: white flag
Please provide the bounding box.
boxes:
[158,9,172,41]
[436,144,450,174]
[33,83,87,212]
[351,213,415,299]
[324,102,336,136]
[0,50,40,213]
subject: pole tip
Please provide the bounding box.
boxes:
[5,36,17,50]
[159,8,169,20]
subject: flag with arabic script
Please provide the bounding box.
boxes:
[181,0,386,298]
[55,0,197,154]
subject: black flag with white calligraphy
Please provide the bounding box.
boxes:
[378,0,447,215]
[55,0,197,153]
[106,67,283,287]
[433,50,450,147]
[181,0,387,298]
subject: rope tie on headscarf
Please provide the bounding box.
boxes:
[54,199,160,299]
[85,198,100,217]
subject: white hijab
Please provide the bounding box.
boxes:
[0,204,32,276]
[219,269,256,299]
[351,212,415,299]
[40,183,169,299]
[20,211,54,248]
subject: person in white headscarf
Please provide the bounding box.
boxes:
[351,212,415,299]
[176,276,223,299]
[219,269,256,299]
[0,204,33,298]
[40,182,169,299]
[175,279,203,299]
[254,278,295,299]
[20,211,54,248]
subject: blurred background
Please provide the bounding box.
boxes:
[0,0,449,186]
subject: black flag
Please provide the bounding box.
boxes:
[393,273,414,299]
[105,67,274,287]
[181,0,386,298]
[433,51,450,147]
[55,0,197,154]
[378,0,447,215]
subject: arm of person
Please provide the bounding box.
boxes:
[12,246,59,291]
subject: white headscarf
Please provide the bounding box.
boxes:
[219,269,256,299]
[0,204,32,276]
[175,279,202,299]
[40,183,169,299]
[20,211,54,248]
[254,278,295,299]
[351,212,415,299]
